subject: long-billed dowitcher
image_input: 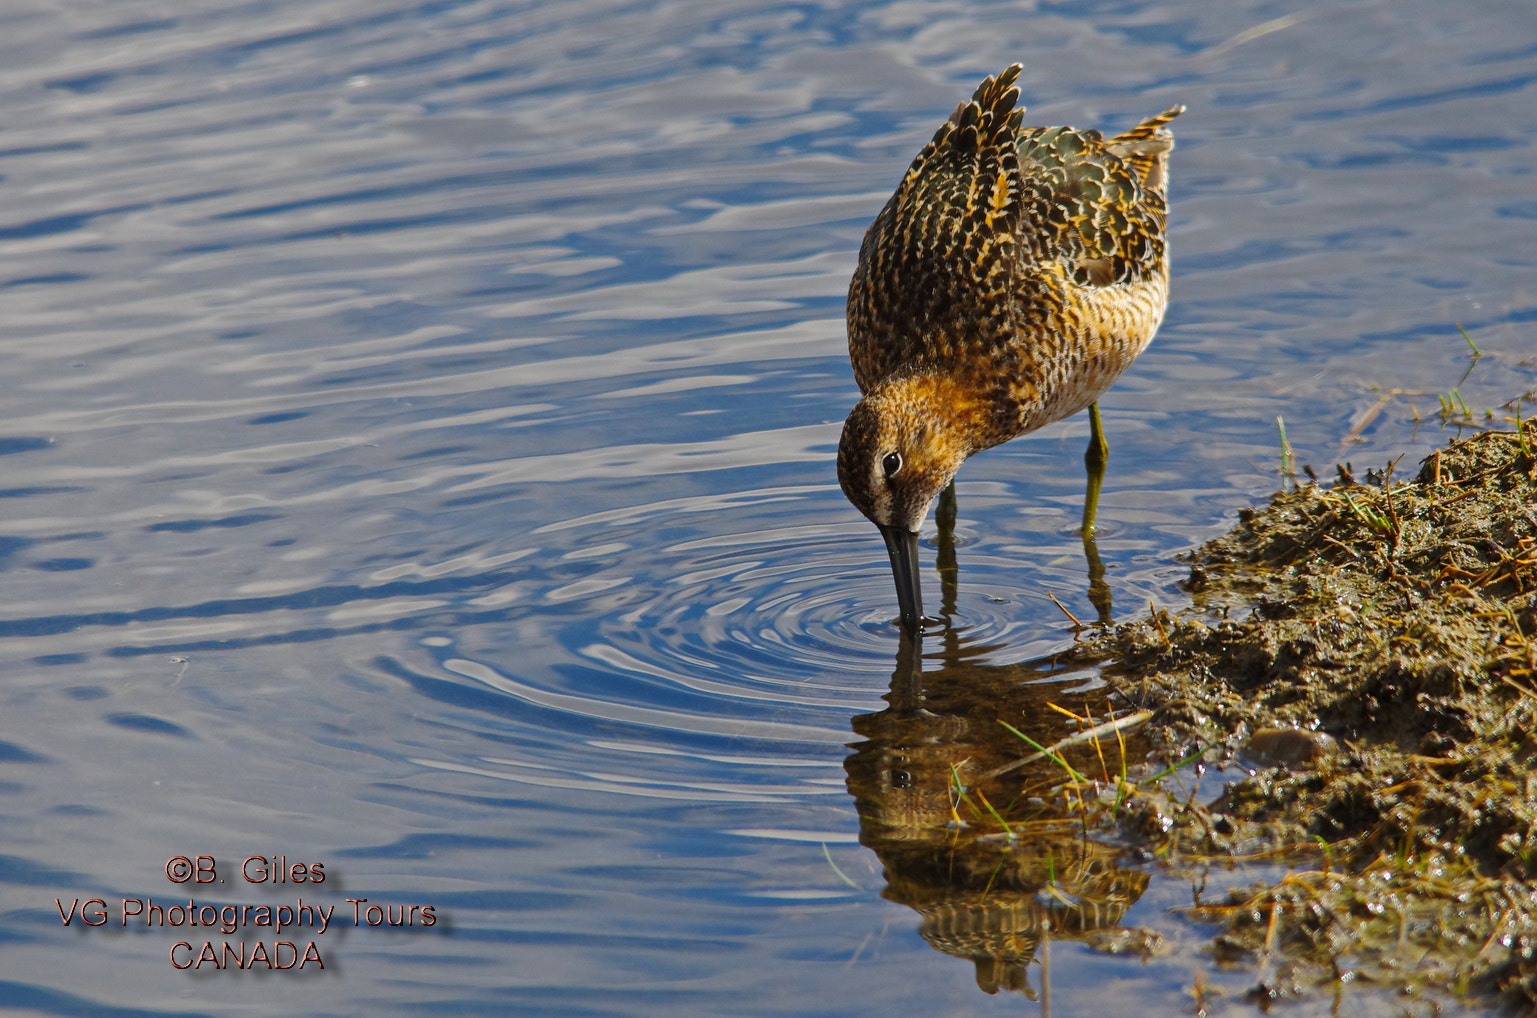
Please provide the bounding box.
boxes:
[837,65,1182,632]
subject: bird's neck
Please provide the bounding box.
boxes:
[869,370,1003,456]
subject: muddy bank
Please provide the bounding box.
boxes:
[1089,416,1537,1006]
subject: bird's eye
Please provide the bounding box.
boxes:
[881,452,903,479]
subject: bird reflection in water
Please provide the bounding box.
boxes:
[844,502,1153,998]
[838,66,1183,992]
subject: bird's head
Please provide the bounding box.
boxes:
[837,382,973,631]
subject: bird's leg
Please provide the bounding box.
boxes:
[936,479,959,619]
[1081,402,1113,624]
[1081,402,1108,535]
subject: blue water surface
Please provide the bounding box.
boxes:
[1,1,1534,1015]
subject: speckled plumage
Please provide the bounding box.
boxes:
[838,64,1181,628]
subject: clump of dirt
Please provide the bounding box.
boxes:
[1089,418,1537,1005]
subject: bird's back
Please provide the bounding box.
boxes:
[847,65,1182,445]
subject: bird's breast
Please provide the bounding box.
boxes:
[990,271,1170,438]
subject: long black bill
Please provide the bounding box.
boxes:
[878,525,924,634]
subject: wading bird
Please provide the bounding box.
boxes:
[837,64,1181,632]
